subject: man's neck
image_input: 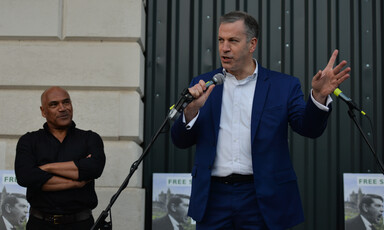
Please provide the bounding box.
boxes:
[49,126,69,143]
[233,58,256,80]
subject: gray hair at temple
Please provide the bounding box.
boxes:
[220,11,260,42]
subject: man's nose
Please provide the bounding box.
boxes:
[58,103,66,110]
[221,41,230,52]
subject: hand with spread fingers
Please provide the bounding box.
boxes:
[312,49,351,104]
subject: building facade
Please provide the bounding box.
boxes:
[0,0,146,229]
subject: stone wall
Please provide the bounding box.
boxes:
[0,0,146,229]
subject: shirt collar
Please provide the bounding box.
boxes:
[222,58,258,81]
[43,121,76,131]
[2,216,14,230]
[360,215,373,230]
[168,214,180,230]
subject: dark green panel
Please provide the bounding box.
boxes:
[144,1,384,229]
[268,0,282,72]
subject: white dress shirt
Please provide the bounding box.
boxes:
[184,60,332,177]
[168,214,181,230]
[2,216,14,230]
[211,65,258,176]
[360,215,373,230]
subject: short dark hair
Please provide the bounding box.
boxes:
[1,193,27,213]
[167,194,190,213]
[359,194,384,213]
[220,11,260,41]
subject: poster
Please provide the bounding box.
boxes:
[152,173,195,230]
[344,173,384,230]
[0,170,29,230]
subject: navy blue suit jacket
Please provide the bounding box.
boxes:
[171,66,331,229]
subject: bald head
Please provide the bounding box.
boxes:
[40,86,73,130]
[41,86,69,106]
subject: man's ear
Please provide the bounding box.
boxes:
[169,203,176,212]
[40,106,46,118]
[361,203,369,213]
[249,37,258,53]
[4,203,12,213]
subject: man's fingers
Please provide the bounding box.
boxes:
[336,68,351,84]
[326,49,339,68]
[204,84,215,97]
[313,70,322,81]
[333,60,348,74]
[198,80,207,89]
[189,83,204,98]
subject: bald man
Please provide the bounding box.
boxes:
[15,86,106,229]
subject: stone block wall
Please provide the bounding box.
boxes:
[0,0,146,229]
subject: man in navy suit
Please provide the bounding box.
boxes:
[171,11,351,230]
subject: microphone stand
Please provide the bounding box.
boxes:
[91,90,192,230]
[346,105,384,175]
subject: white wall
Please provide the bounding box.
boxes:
[0,0,146,229]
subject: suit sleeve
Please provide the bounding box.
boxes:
[171,77,202,149]
[288,78,331,138]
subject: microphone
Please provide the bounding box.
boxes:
[168,73,225,120]
[204,73,225,89]
[333,88,366,115]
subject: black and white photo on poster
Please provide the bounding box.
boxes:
[152,173,195,230]
[0,170,29,230]
[344,173,384,230]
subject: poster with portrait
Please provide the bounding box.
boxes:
[0,170,29,230]
[152,173,195,230]
[344,173,384,230]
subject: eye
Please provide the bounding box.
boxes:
[63,99,71,105]
[48,102,58,108]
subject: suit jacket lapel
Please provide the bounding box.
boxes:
[210,83,223,144]
[251,66,270,143]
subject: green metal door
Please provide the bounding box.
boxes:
[144,0,384,229]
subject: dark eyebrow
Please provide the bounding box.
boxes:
[48,101,59,105]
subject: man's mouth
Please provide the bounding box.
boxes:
[19,215,26,224]
[58,114,69,119]
[221,56,233,62]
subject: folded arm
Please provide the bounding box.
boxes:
[39,161,80,180]
[41,175,89,191]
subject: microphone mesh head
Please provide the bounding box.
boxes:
[212,73,225,85]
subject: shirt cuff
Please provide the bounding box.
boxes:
[182,111,199,130]
[310,89,332,112]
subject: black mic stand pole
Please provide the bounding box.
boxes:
[91,90,191,230]
[347,105,384,175]
[91,116,170,230]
